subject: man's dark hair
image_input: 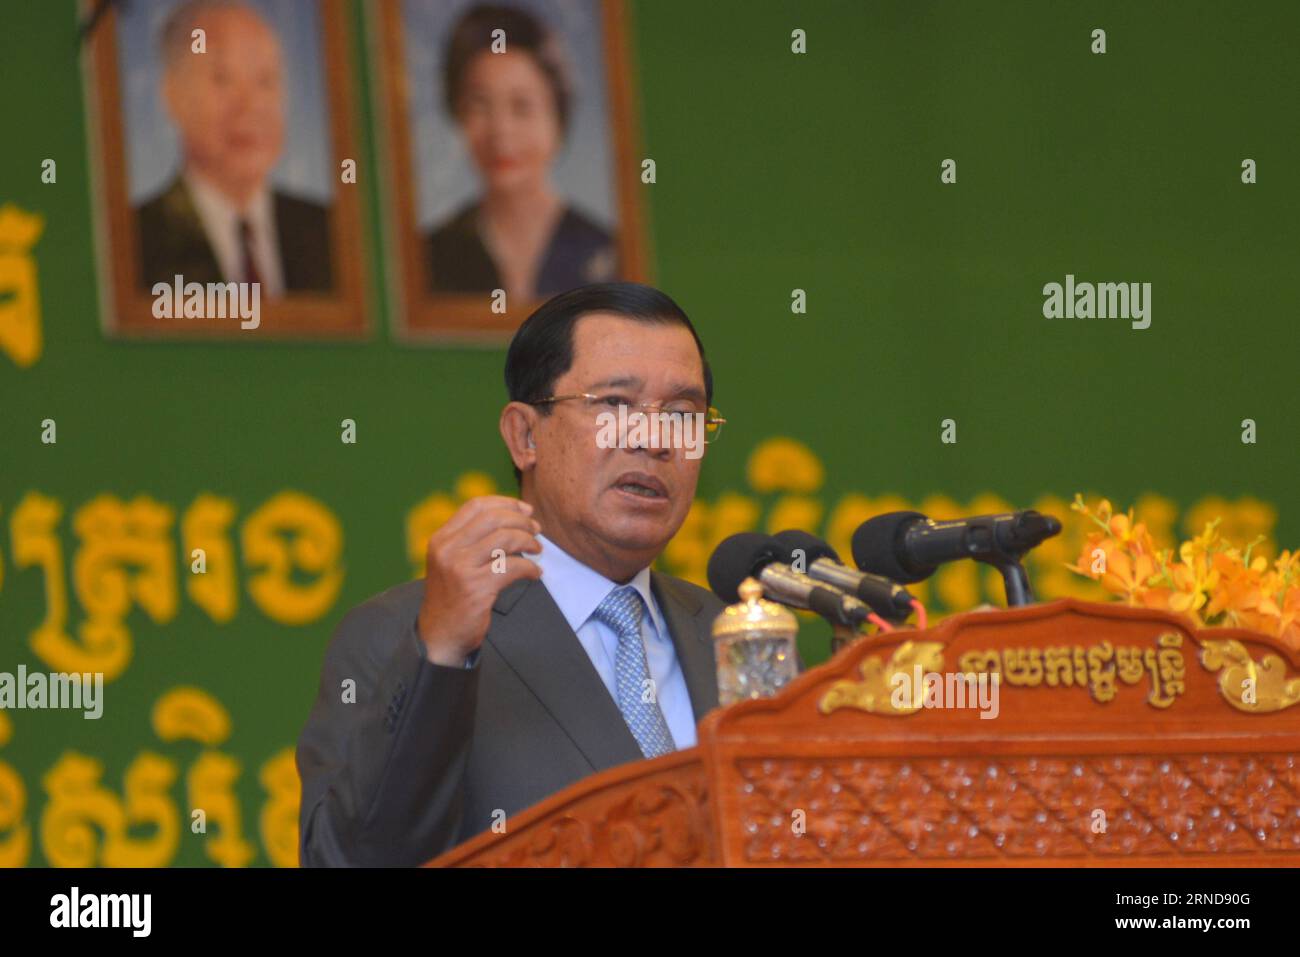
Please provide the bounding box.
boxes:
[504,282,714,482]
[443,4,573,138]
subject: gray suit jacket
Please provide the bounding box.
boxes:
[296,571,724,866]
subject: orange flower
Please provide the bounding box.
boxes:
[1275,589,1300,651]
[1067,495,1296,637]
[1206,552,1266,624]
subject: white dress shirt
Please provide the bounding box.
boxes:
[183,170,286,296]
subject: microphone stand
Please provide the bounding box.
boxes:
[991,559,1035,607]
[829,622,858,656]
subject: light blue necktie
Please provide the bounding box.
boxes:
[592,585,676,759]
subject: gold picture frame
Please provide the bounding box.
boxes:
[371,0,650,344]
[83,0,369,339]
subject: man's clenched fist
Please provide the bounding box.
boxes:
[416,496,542,666]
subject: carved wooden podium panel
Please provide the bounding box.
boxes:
[428,599,1300,866]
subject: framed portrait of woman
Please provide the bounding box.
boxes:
[372,0,649,343]
[83,0,368,338]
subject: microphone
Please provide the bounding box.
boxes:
[851,510,1062,584]
[706,532,871,629]
[771,529,914,623]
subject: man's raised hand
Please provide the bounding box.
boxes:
[416,496,542,666]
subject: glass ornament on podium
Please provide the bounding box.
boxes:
[711,577,799,706]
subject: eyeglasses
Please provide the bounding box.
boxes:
[529,393,726,444]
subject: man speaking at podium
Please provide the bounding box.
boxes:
[297,283,726,866]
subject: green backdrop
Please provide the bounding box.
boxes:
[1,0,1296,866]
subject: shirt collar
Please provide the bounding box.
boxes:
[531,533,665,639]
[183,168,274,233]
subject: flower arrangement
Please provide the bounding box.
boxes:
[1067,495,1300,650]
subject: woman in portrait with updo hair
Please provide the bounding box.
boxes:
[425,3,618,302]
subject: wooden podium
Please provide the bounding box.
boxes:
[428,598,1300,867]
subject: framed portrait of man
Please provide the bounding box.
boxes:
[372,0,648,342]
[83,0,368,338]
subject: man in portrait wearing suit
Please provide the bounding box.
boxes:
[297,283,724,866]
[134,0,332,296]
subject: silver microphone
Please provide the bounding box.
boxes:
[754,563,871,628]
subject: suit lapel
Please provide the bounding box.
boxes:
[651,572,720,721]
[486,573,721,769]
[487,578,643,771]
[161,178,225,283]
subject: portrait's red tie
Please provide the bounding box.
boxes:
[237,218,262,287]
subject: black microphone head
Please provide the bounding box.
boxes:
[993,509,1065,554]
[772,528,840,567]
[1019,510,1063,542]
[706,532,783,603]
[851,511,932,584]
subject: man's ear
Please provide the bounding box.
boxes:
[500,402,539,473]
